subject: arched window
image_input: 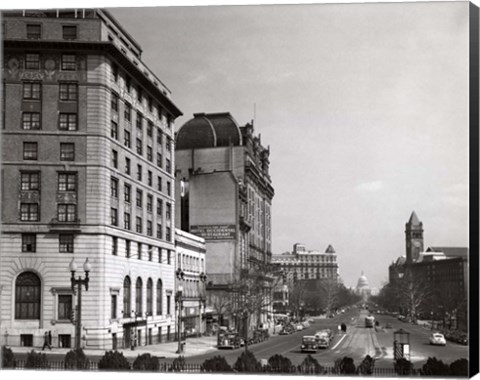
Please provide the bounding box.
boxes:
[136,277,143,314]
[15,271,41,319]
[156,279,163,315]
[123,276,131,317]
[146,278,153,316]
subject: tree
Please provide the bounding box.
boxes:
[201,356,233,372]
[132,353,160,371]
[1,346,15,369]
[25,350,50,369]
[233,350,262,373]
[420,357,450,376]
[449,358,468,377]
[98,351,130,370]
[394,358,414,376]
[333,356,356,375]
[64,348,90,370]
[356,355,375,375]
[266,354,294,373]
[288,280,307,318]
[297,355,324,374]
[395,270,432,322]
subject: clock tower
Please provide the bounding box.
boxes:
[405,211,424,263]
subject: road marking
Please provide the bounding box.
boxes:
[331,333,347,350]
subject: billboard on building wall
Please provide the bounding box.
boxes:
[190,225,236,240]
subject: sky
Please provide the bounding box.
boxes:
[3,0,470,289]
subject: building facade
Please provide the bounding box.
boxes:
[272,243,339,284]
[175,228,207,338]
[175,112,274,329]
[388,212,468,330]
[0,9,182,349]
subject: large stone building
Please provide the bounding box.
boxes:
[0,9,182,349]
[355,271,371,301]
[175,112,274,329]
[272,243,339,284]
[389,212,468,330]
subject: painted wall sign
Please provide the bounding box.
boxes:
[190,225,236,240]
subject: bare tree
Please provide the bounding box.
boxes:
[395,270,432,322]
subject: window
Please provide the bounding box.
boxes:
[147,146,153,162]
[137,242,142,260]
[137,86,143,103]
[21,172,39,191]
[166,227,171,242]
[26,24,41,39]
[136,138,143,155]
[147,221,152,236]
[135,277,143,314]
[111,295,117,319]
[111,121,118,139]
[124,102,131,122]
[125,76,131,93]
[136,189,143,208]
[166,136,171,151]
[126,240,131,258]
[124,129,131,148]
[62,25,77,40]
[60,143,75,161]
[166,295,171,315]
[57,204,76,222]
[20,203,39,221]
[22,112,41,130]
[166,159,171,174]
[156,153,162,168]
[111,92,119,112]
[58,295,72,320]
[61,54,76,71]
[58,173,76,191]
[59,83,77,101]
[148,97,153,112]
[112,64,118,82]
[111,207,118,226]
[59,234,74,253]
[167,182,171,196]
[23,142,38,160]
[22,234,36,252]
[112,150,118,168]
[123,277,131,317]
[147,278,153,315]
[157,129,163,145]
[25,53,40,70]
[59,113,77,131]
[137,164,142,181]
[166,203,171,220]
[148,245,153,261]
[156,224,162,239]
[157,106,163,120]
[23,82,41,100]
[124,183,131,203]
[147,194,153,213]
[156,280,163,315]
[136,112,143,130]
[157,177,162,192]
[147,171,152,187]
[167,250,171,265]
[124,212,131,230]
[136,217,142,233]
[147,121,153,137]
[15,272,41,319]
[125,157,131,175]
[158,248,163,263]
[112,236,118,255]
[156,199,163,216]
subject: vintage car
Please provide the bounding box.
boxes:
[315,331,330,348]
[218,331,241,349]
[301,335,318,353]
[429,333,447,346]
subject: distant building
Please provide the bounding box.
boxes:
[355,271,371,301]
[175,113,274,329]
[0,9,181,349]
[389,212,468,330]
[272,243,339,284]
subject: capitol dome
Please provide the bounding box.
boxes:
[356,271,369,289]
[355,271,371,301]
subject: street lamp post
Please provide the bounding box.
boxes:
[69,258,91,351]
[199,272,207,337]
[175,286,184,354]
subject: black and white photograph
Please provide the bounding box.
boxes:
[0,0,478,377]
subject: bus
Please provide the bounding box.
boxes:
[365,315,375,328]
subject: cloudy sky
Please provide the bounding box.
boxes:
[6,0,470,288]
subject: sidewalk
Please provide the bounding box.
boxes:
[9,335,218,359]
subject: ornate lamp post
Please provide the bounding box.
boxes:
[175,285,184,354]
[199,272,207,337]
[69,258,91,351]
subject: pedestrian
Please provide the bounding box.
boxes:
[42,331,51,350]
[48,331,52,346]
[338,324,341,334]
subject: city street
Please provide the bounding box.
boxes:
[183,308,468,368]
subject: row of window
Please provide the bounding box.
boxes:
[26,23,78,40]
[111,150,173,189]
[112,238,174,263]
[22,142,75,160]
[122,276,171,319]
[21,172,76,192]
[111,209,172,241]
[22,81,77,101]
[22,233,74,253]
[21,112,78,131]
[24,53,77,71]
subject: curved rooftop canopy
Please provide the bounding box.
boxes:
[176,112,243,150]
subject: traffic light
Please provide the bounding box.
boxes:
[70,308,75,324]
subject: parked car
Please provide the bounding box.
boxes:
[429,333,447,346]
[301,335,318,353]
[296,324,304,331]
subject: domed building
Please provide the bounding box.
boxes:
[355,271,371,301]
